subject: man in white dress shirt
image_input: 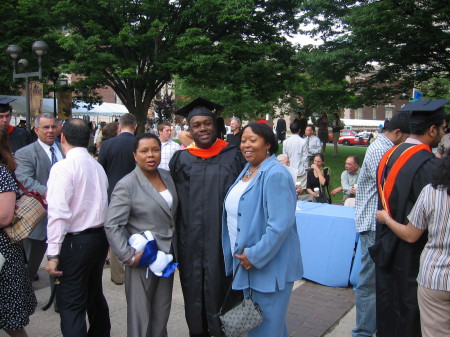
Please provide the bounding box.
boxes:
[158,121,181,170]
[304,124,322,164]
[45,118,110,337]
[15,113,64,283]
[283,119,309,189]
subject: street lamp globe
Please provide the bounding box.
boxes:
[17,59,29,71]
[6,45,22,60]
[32,40,48,57]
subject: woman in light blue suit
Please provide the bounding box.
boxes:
[222,123,303,337]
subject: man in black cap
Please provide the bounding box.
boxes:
[0,98,32,153]
[370,99,449,337]
[169,97,246,337]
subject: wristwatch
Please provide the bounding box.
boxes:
[47,255,59,261]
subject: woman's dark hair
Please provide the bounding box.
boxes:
[432,149,450,195]
[134,133,162,152]
[0,129,16,170]
[102,122,119,142]
[241,123,278,155]
[313,153,325,162]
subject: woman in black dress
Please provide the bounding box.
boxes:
[306,153,331,203]
[0,128,36,337]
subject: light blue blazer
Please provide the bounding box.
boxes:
[222,155,303,293]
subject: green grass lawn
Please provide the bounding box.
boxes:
[277,142,368,204]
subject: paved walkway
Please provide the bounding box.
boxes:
[0,265,356,337]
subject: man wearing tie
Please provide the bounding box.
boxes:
[15,113,64,284]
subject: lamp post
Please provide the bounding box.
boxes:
[6,41,48,131]
[50,71,59,118]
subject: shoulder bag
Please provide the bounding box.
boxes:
[3,179,47,244]
[215,265,263,337]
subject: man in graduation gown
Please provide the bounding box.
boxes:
[169,98,246,337]
[370,99,449,337]
[0,98,32,153]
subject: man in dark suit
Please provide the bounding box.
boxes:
[15,113,64,285]
[98,113,137,285]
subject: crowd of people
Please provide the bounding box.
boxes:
[0,95,449,337]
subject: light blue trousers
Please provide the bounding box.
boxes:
[244,282,294,337]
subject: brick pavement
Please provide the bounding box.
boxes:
[1,264,356,337]
[287,281,355,337]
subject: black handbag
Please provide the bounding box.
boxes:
[215,265,263,337]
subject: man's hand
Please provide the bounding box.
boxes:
[45,259,63,277]
[131,250,144,267]
[331,186,343,196]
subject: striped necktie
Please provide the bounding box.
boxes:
[50,146,58,166]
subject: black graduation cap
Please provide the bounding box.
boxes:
[398,99,449,126]
[398,99,450,113]
[0,97,16,113]
[175,97,224,121]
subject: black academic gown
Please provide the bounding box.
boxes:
[169,144,246,336]
[370,143,440,337]
[8,127,32,154]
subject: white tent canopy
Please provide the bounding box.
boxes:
[1,95,129,117]
[341,118,385,129]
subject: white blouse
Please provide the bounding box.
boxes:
[224,179,251,255]
[159,189,173,210]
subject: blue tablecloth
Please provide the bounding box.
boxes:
[296,201,358,287]
[350,237,362,289]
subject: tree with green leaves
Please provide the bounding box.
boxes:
[297,0,450,99]
[282,73,358,118]
[43,0,302,131]
[0,0,59,95]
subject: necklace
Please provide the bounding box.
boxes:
[244,163,262,178]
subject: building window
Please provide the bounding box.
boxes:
[385,104,395,119]
[385,107,392,119]
[356,108,363,119]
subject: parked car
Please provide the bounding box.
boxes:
[338,134,368,146]
[328,129,357,143]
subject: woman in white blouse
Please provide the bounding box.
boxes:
[105,133,178,337]
[376,150,450,337]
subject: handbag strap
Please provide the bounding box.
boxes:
[14,177,47,209]
[14,178,28,194]
[218,263,252,314]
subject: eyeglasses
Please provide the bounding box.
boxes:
[37,125,57,130]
